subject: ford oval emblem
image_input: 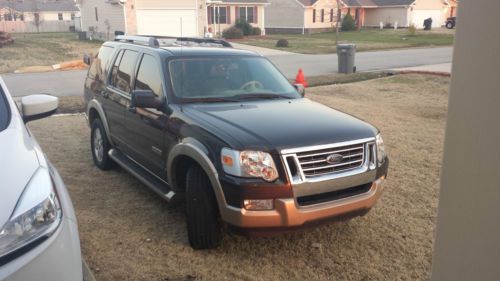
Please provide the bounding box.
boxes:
[326,154,343,164]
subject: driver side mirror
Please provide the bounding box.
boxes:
[131,90,163,109]
[294,84,306,97]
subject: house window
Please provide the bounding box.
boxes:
[321,9,324,22]
[94,7,98,22]
[239,6,254,23]
[330,9,334,22]
[312,9,316,23]
[20,13,24,21]
[208,6,227,24]
[71,13,75,20]
[58,13,63,20]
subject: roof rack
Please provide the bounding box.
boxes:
[114,35,160,47]
[114,35,233,48]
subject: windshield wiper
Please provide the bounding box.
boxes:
[180,97,240,103]
[232,93,294,100]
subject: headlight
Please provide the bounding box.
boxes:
[221,148,279,182]
[376,133,387,165]
[0,168,62,259]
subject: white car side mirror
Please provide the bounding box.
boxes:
[21,94,58,123]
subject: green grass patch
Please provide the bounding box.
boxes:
[235,29,454,54]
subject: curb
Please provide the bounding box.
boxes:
[83,260,97,281]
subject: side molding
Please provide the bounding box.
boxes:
[167,140,228,214]
[86,99,114,146]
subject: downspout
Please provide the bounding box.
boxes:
[118,1,128,35]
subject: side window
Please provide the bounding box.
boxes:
[109,50,124,87]
[88,45,114,80]
[112,50,138,93]
[135,54,163,97]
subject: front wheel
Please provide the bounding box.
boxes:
[90,118,115,170]
[185,165,223,249]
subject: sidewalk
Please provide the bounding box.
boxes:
[391,63,452,75]
[230,42,295,56]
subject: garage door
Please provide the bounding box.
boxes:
[411,10,443,28]
[136,9,197,37]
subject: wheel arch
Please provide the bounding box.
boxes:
[86,99,114,146]
[167,139,228,213]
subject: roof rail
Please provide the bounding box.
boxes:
[114,35,159,48]
[114,35,233,48]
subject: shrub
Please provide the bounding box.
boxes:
[235,19,253,36]
[408,24,417,36]
[276,39,289,48]
[222,27,244,39]
[341,13,356,31]
[252,27,262,36]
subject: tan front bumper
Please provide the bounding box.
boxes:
[222,177,385,228]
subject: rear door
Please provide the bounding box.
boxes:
[105,49,140,148]
[124,52,169,178]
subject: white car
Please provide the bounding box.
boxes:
[0,78,83,281]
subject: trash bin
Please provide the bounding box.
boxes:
[337,43,356,74]
[77,31,87,40]
[423,18,433,30]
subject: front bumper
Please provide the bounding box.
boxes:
[0,166,82,281]
[221,176,385,234]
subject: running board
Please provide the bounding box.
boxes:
[108,148,178,204]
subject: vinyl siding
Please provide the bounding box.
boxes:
[135,0,197,9]
[364,7,410,27]
[303,0,339,29]
[80,0,125,40]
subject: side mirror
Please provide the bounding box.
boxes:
[131,90,163,109]
[83,54,91,65]
[22,94,58,123]
[294,84,306,97]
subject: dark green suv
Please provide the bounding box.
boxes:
[84,35,388,249]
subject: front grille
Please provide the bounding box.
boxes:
[296,143,365,178]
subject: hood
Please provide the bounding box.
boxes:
[182,98,377,152]
[0,114,40,229]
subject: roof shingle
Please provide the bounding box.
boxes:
[0,0,78,13]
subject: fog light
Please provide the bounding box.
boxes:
[243,199,274,210]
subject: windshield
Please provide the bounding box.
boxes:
[168,57,300,102]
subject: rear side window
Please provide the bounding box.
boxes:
[112,50,138,93]
[88,45,114,80]
[0,88,10,132]
[135,54,163,97]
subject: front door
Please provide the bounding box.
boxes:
[124,53,168,179]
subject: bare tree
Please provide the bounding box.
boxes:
[32,12,43,33]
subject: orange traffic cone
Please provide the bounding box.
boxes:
[294,68,308,88]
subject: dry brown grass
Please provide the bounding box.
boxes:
[28,74,450,281]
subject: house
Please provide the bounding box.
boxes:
[265,0,341,34]
[341,0,454,28]
[79,0,268,41]
[445,0,457,18]
[207,0,268,36]
[0,0,78,33]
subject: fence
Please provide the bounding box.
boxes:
[0,20,75,33]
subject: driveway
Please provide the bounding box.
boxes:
[2,46,453,97]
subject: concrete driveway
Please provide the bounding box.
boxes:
[2,46,453,97]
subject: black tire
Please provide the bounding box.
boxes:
[446,22,454,29]
[90,118,115,170]
[185,165,223,249]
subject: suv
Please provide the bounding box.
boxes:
[84,35,389,249]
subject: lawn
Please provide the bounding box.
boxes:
[0,32,101,74]
[235,28,455,54]
[29,74,449,281]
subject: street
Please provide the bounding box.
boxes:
[2,46,453,97]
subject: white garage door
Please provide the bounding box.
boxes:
[411,10,443,28]
[136,9,197,37]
